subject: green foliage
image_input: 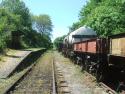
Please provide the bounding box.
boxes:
[21,29,52,48]
[1,0,31,30]
[0,0,32,49]
[0,8,21,51]
[0,34,6,52]
[0,0,53,52]
[54,35,66,49]
[69,22,80,33]
[0,8,21,32]
[33,14,53,36]
[70,0,125,37]
[32,14,53,48]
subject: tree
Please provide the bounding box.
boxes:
[0,0,53,50]
[54,35,66,49]
[69,22,80,33]
[0,0,36,49]
[0,0,32,30]
[0,8,21,51]
[33,14,53,36]
[74,0,125,37]
[31,14,53,48]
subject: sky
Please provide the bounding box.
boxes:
[22,0,87,41]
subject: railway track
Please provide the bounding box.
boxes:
[2,51,119,94]
[3,51,70,94]
[52,55,71,94]
[4,54,43,94]
[3,63,36,94]
[84,71,118,94]
[54,51,118,94]
[99,82,117,94]
[52,57,57,94]
[2,52,53,94]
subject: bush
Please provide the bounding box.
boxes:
[0,34,6,52]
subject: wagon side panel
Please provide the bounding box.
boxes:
[110,38,125,56]
[87,41,97,53]
[81,42,86,52]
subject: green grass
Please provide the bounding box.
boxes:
[0,67,28,93]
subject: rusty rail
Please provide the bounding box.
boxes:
[52,56,57,94]
[99,82,117,94]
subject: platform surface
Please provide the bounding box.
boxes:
[0,50,31,78]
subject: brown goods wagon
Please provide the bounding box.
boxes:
[110,37,125,56]
[87,40,97,53]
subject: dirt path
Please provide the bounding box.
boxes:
[54,51,108,94]
[11,51,53,94]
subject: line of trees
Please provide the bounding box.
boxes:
[0,0,53,52]
[54,35,66,49]
[54,0,125,48]
[69,0,125,37]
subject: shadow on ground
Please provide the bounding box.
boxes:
[9,49,46,77]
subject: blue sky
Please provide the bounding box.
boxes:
[23,0,87,41]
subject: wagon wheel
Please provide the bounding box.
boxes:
[76,57,81,65]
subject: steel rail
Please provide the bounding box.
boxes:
[99,82,117,94]
[52,55,57,94]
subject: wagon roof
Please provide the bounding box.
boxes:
[70,26,97,36]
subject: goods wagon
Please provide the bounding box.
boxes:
[73,41,87,52]
[74,38,107,54]
[62,26,97,58]
[110,34,125,56]
[70,38,108,82]
[87,38,107,54]
[86,38,108,77]
[60,30,125,92]
[108,33,125,66]
[73,38,108,81]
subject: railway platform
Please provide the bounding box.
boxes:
[0,50,31,78]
